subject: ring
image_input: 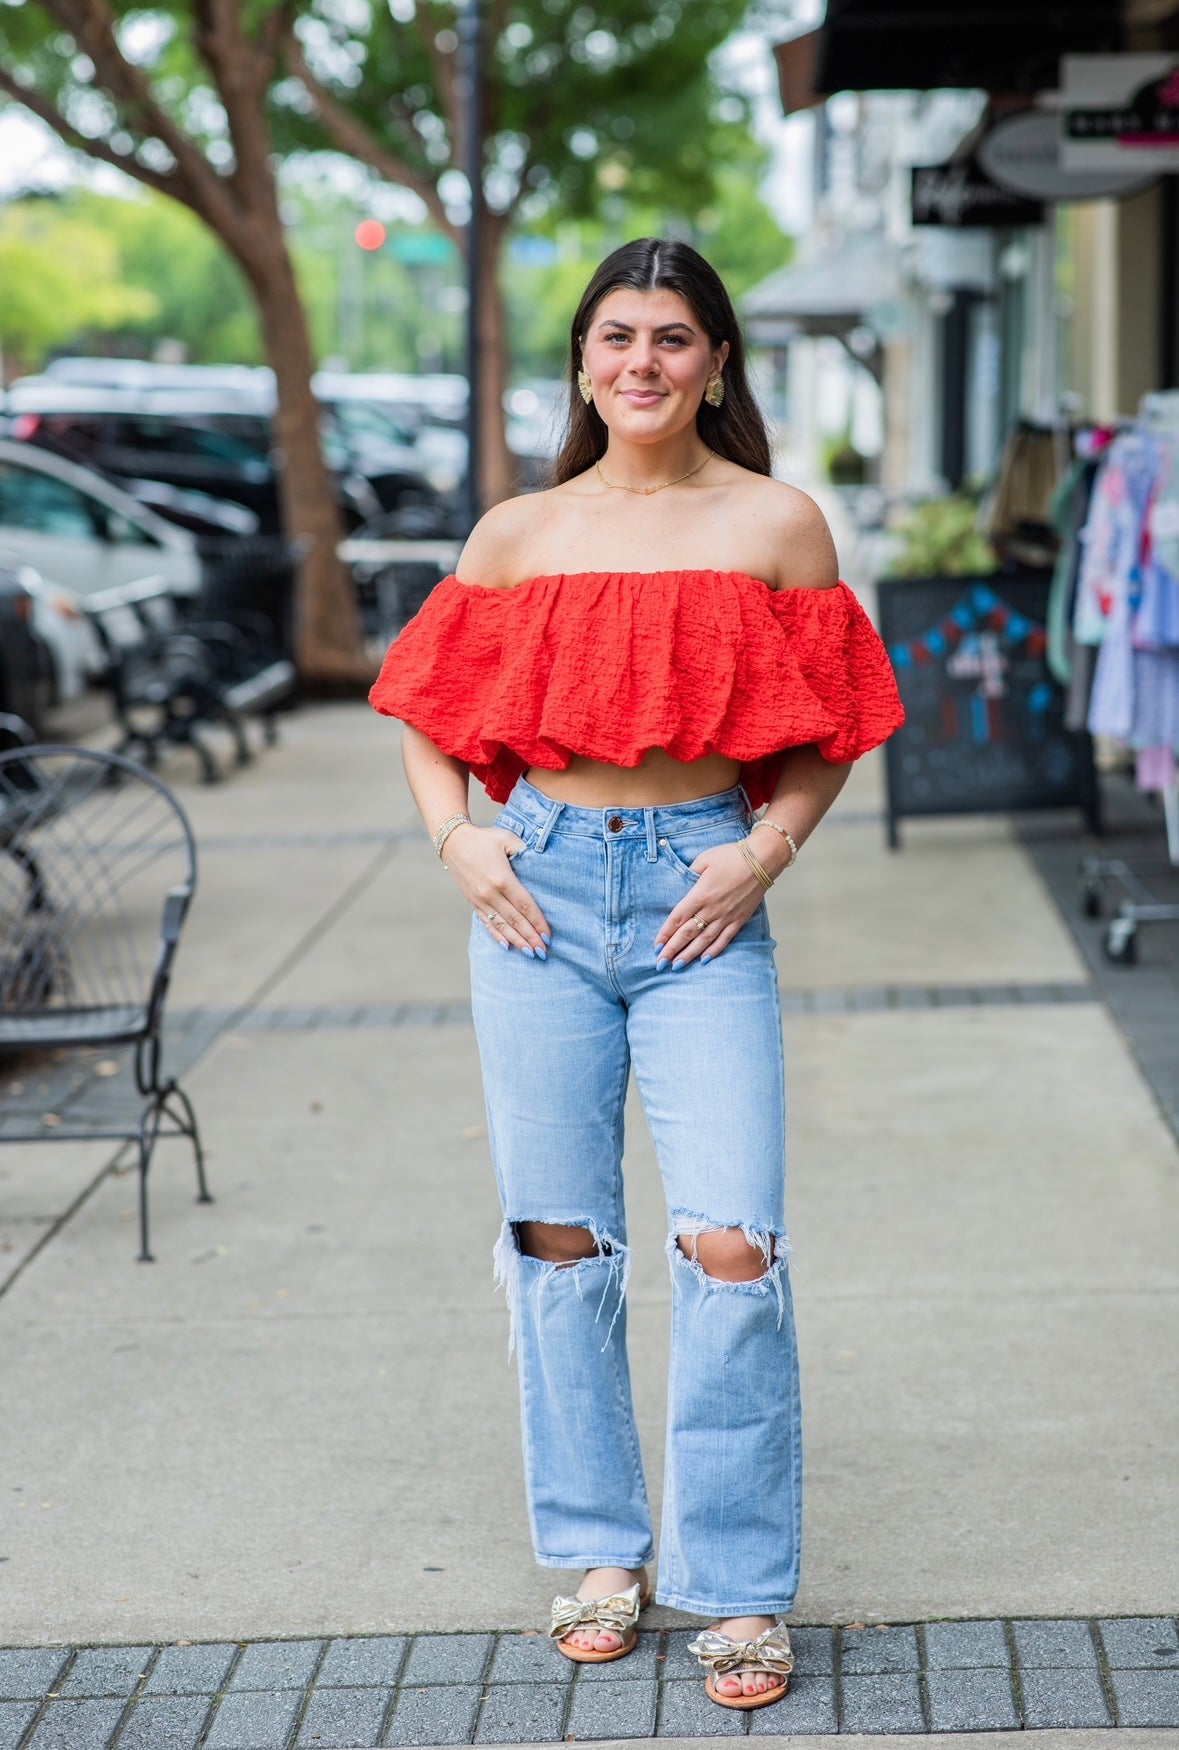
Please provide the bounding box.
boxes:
[486,909,505,925]
[692,914,708,932]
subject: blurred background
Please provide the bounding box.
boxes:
[0,0,1174,699]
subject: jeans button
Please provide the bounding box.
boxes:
[607,815,624,832]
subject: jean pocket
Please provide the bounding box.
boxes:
[657,819,743,882]
[494,812,535,858]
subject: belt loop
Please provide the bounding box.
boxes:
[643,807,658,861]
[535,799,565,852]
[737,782,756,828]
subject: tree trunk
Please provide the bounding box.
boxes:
[477,225,517,508]
[235,216,372,684]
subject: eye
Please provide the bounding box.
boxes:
[602,330,629,343]
[661,335,689,347]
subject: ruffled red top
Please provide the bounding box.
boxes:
[369,569,904,806]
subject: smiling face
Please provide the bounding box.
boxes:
[580,287,729,444]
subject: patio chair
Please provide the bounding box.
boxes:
[0,744,210,1260]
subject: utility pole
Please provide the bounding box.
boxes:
[459,0,483,531]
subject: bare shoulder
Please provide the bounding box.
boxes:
[455,490,556,590]
[740,475,840,591]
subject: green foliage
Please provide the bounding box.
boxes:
[0,196,157,370]
[887,496,998,579]
[273,0,757,225]
[0,190,261,370]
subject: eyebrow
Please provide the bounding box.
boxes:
[595,319,696,334]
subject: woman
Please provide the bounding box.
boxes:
[371,238,903,1711]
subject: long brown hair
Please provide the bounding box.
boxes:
[551,237,772,484]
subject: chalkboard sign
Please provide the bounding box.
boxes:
[876,573,1100,849]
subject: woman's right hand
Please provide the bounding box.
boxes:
[444,824,553,956]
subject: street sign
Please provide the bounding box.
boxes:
[390,231,459,266]
[1062,54,1179,174]
[978,109,1156,203]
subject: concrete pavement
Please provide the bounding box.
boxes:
[1,697,1177,1742]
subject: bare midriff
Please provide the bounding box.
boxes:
[525,747,742,807]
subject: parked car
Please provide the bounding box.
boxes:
[5,381,436,532]
[0,439,201,601]
[6,561,101,706]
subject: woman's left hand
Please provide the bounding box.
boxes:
[654,841,767,970]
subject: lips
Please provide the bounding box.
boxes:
[620,390,665,406]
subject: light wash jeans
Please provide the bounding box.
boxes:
[469,776,801,1617]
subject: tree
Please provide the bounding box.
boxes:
[276,0,759,503]
[0,0,366,684]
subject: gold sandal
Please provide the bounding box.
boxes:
[688,1623,794,1710]
[549,1580,650,1664]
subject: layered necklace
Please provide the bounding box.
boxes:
[595,450,714,496]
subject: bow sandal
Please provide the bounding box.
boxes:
[687,1623,794,1710]
[549,1580,651,1664]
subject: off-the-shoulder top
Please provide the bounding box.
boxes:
[369,568,904,806]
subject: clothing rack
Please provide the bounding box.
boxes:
[1067,395,1179,963]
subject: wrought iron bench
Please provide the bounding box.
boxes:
[83,577,297,782]
[0,744,210,1260]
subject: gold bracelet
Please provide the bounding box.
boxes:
[738,839,774,890]
[752,816,799,867]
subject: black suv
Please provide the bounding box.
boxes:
[8,392,438,535]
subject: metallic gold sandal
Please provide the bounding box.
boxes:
[688,1623,794,1710]
[549,1580,650,1664]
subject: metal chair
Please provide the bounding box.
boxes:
[0,745,210,1260]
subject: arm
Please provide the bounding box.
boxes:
[401,723,551,956]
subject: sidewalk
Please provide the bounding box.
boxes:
[1,701,1177,1747]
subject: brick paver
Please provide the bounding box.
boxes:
[1,1617,1177,1743]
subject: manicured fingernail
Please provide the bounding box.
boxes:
[522,946,535,958]
[498,939,509,951]
[671,959,686,971]
[535,946,547,960]
[701,953,713,962]
[540,932,551,945]
[655,957,668,971]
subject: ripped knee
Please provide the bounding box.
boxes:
[676,1226,775,1282]
[516,1220,604,1267]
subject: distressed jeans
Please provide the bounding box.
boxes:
[469,776,802,1617]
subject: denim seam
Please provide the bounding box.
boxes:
[654,1590,798,1616]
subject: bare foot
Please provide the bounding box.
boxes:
[711,1615,786,1700]
[561,1566,648,1655]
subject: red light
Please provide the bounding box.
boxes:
[11,414,40,441]
[355,220,387,251]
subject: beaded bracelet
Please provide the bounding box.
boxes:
[752,816,799,867]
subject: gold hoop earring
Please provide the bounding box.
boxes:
[704,374,725,408]
[577,369,594,405]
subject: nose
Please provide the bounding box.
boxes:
[628,341,659,376]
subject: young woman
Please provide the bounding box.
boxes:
[371,238,903,1711]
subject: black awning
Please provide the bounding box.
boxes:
[816,2,1124,94]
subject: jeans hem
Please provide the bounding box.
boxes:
[655,1589,797,1616]
[537,1550,656,1570]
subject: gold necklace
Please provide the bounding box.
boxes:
[595,451,714,495]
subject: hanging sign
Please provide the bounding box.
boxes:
[978,109,1156,203]
[1062,55,1179,174]
[911,159,1043,228]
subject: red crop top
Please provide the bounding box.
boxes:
[369,568,904,807]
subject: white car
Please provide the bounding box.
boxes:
[0,438,200,602]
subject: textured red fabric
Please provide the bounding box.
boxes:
[369,570,904,805]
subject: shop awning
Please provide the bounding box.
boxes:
[791,1,1126,98]
[742,240,903,346]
